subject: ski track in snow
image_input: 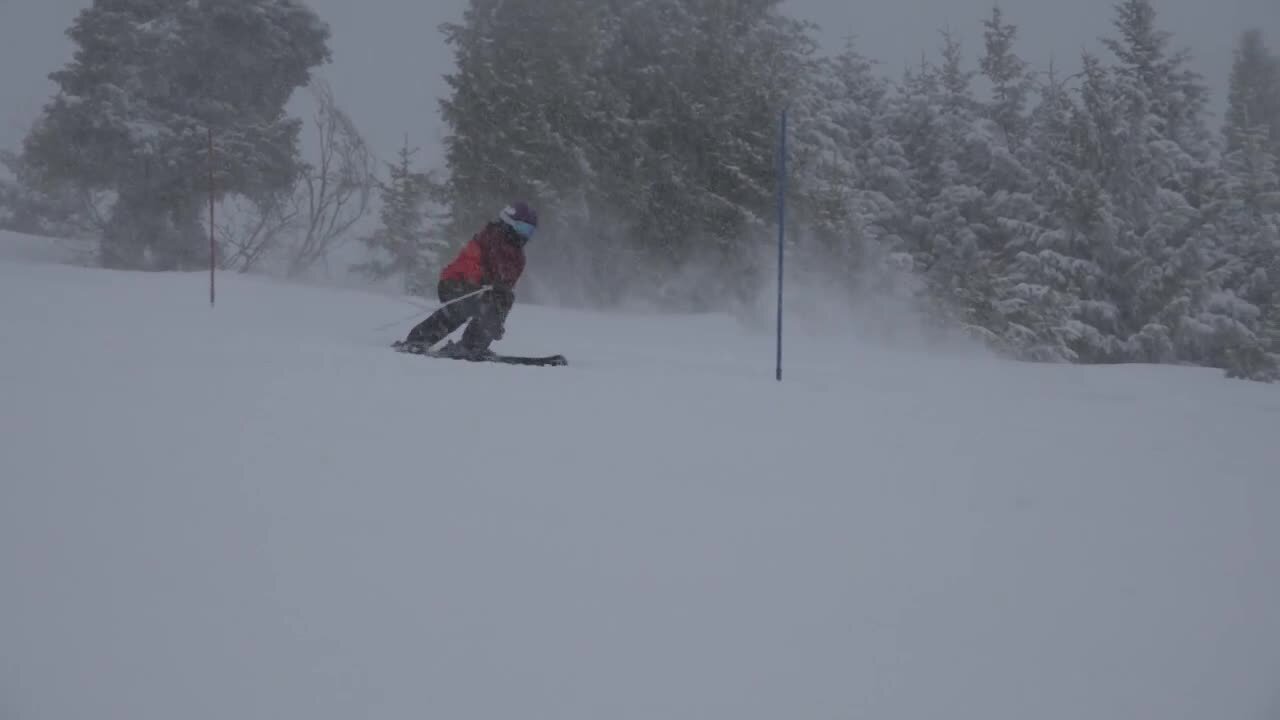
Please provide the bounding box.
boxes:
[2,231,1279,720]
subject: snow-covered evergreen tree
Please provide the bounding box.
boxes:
[1032,54,1135,362]
[1084,0,1217,363]
[886,56,947,322]
[932,30,1000,340]
[1260,296,1280,381]
[598,0,815,308]
[1214,32,1280,380]
[1224,29,1280,158]
[980,5,1032,149]
[1102,0,1211,150]
[423,0,1280,379]
[1003,66,1087,361]
[18,0,331,270]
[788,37,909,291]
[439,0,813,309]
[439,0,657,305]
[352,138,447,297]
[890,29,1027,348]
[0,150,106,238]
[439,0,613,237]
[971,7,1075,361]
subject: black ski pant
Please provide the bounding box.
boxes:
[405,279,513,351]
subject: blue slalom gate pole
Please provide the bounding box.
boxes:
[776,108,787,382]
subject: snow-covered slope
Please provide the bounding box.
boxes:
[2,231,1279,720]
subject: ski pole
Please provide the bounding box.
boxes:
[439,284,494,307]
[374,307,438,332]
[373,285,493,332]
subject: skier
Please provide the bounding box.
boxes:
[401,201,538,358]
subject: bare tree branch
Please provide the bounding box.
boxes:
[215,192,299,273]
[285,79,375,277]
[212,79,374,277]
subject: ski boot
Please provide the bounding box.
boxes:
[392,339,433,355]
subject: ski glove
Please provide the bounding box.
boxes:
[490,285,515,305]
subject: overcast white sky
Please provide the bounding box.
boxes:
[2,0,1277,171]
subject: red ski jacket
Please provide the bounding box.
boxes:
[440,222,526,290]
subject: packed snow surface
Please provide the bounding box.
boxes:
[2,230,1279,720]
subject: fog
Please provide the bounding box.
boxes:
[2,0,1276,170]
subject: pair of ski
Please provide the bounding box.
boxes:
[392,340,568,367]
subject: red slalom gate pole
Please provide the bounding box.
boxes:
[208,127,215,307]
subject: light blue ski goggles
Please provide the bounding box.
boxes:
[507,219,536,240]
